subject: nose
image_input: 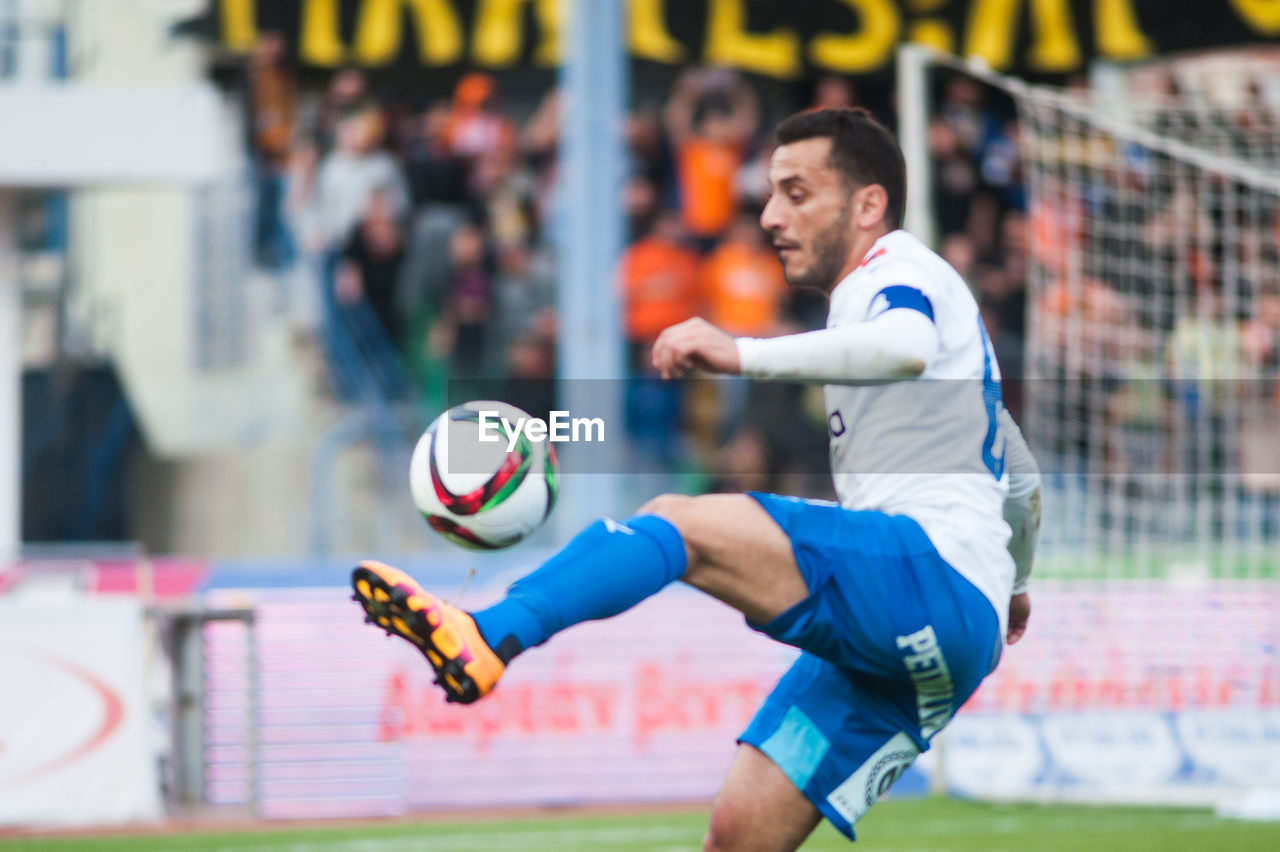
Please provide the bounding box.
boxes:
[760,194,783,234]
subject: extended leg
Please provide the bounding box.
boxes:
[351,493,808,703]
[351,511,691,703]
[471,493,809,658]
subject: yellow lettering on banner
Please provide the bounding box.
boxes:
[355,0,463,66]
[472,0,561,68]
[809,0,900,74]
[220,0,258,53]
[629,0,684,63]
[1230,0,1280,33]
[964,0,1020,69]
[533,0,563,65]
[1027,0,1080,70]
[704,0,800,79]
[964,0,1080,72]
[299,0,347,66]
[473,0,522,64]
[1095,0,1152,59]
[908,19,953,53]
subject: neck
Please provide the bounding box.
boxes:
[828,225,893,293]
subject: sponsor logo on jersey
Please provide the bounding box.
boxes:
[826,731,920,825]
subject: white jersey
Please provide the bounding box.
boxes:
[824,230,1014,634]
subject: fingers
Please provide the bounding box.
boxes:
[1005,593,1031,646]
[652,345,689,379]
[1006,598,1031,645]
[652,320,701,379]
[662,353,693,379]
[651,335,681,380]
[651,318,733,378]
[651,331,669,378]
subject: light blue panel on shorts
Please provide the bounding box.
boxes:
[759,706,830,790]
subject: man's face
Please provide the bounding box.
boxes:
[760,137,855,291]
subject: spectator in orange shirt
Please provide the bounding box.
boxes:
[620,210,701,466]
[698,211,787,438]
[700,211,787,338]
[443,73,517,193]
[621,210,702,355]
[247,31,297,270]
[664,69,759,249]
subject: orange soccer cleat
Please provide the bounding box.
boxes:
[351,560,505,704]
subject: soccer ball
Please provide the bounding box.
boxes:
[409,400,559,550]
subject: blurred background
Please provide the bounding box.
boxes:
[3,0,1280,845]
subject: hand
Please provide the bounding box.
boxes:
[1006,592,1031,645]
[651,318,741,380]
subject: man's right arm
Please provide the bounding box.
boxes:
[735,308,938,384]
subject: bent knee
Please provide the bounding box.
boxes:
[638,492,755,526]
[635,494,698,567]
[705,797,816,852]
[637,492,696,521]
[634,492,779,579]
[703,799,746,852]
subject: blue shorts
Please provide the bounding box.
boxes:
[739,493,1002,841]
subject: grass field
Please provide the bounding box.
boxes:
[4,798,1279,851]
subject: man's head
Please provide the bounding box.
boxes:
[761,108,905,291]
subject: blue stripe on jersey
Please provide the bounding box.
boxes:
[977,317,1006,479]
[867,286,934,322]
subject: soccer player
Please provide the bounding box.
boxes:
[352,108,1040,850]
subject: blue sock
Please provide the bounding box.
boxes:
[471,515,687,662]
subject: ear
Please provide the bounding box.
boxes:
[852,184,889,229]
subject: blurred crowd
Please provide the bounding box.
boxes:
[242,35,1052,494]
[917,76,1027,420]
[1020,70,1280,540]
[1027,73,1280,485]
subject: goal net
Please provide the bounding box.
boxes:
[1021,55,1280,572]
[902,47,1280,804]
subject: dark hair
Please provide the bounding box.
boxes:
[774,107,906,229]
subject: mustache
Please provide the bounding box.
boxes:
[772,240,800,250]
